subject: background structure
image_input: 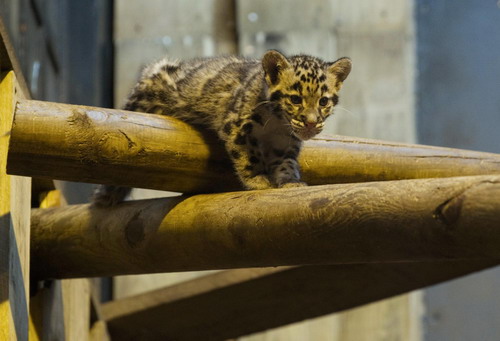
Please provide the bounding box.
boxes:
[1,0,499,340]
[415,1,500,340]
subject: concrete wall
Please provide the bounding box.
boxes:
[416,2,500,340]
[114,0,236,107]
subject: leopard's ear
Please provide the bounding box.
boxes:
[327,57,352,83]
[262,50,291,85]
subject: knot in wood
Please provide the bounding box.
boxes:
[433,194,464,227]
[125,212,146,248]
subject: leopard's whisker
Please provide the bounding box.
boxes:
[253,100,271,110]
[335,105,357,116]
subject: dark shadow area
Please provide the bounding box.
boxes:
[0,213,29,341]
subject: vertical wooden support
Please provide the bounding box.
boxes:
[61,279,91,340]
[30,189,105,340]
[0,71,31,340]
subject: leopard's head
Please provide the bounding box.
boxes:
[262,50,351,140]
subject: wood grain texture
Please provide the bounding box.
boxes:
[8,99,500,193]
[0,70,17,341]
[31,175,500,279]
[61,279,91,341]
[8,99,239,193]
[0,71,31,340]
[30,189,97,340]
[101,261,498,341]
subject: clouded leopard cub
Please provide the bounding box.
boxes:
[93,50,351,206]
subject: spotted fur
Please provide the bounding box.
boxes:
[93,50,351,206]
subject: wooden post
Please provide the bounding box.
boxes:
[0,72,31,340]
[1,15,35,341]
[29,189,110,340]
[31,175,500,279]
[7,99,500,193]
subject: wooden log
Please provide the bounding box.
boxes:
[101,261,498,341]
[8,99,500,193]
[31,175,500,279]
[8,99,239,193]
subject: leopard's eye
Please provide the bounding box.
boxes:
[290,95,302,105]
[319,97,329,106]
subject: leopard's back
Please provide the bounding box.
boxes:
[124,56,265,128]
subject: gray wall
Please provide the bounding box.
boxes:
[416,1,500,340]
[0,0,113,106]
[417,0,500,152]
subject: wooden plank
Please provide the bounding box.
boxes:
[0,70,31,339]
[61,279,91,341]
[30,189,99,340]
[1,18,32,341]
[28,276,93,341]
[29,190,66,340]
[31,276,110,341]
[89,287,111,341]
[30,174,500,279]
[0,69,16,341]
[7,99,500,194]
[101,260,498,341]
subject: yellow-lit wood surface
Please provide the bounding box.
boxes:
[29,189,110,340]
[101,260,497,341]
[8,99,500,193]
[0,71,31,340]
[31,175,500,279]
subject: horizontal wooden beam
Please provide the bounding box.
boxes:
[31,175,500,279]
[101,261,499,341]
[8,99,500,193]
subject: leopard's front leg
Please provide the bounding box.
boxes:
[222,120,274,190]
[268,143,307,188]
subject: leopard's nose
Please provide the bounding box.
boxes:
[302,112,318,128]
